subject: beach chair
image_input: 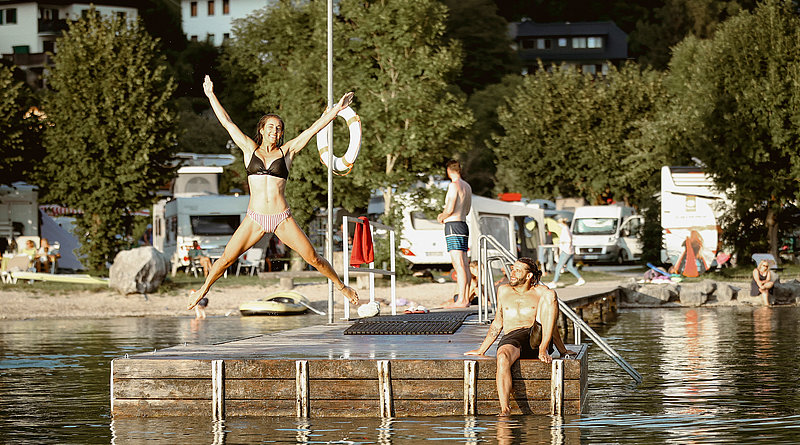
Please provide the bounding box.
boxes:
[236,247,264,276]
[2,254,35,284]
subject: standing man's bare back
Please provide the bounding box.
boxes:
[438,160,473,308]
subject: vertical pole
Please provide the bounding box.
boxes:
[377,360,394,417]
[343,216,351,320]
[109,360,115,414]
[212,360,225,420]
[390,229,396,315]
[296,360,309,417]
[463,360,477,415]
[326,0,335,324]
[550,359,564,416]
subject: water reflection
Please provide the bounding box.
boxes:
[4,307,800,443]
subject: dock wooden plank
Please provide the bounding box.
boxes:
[113,359,211,378]
[112,399,209,417]
[113,378,211,399]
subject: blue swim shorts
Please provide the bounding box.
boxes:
[445,221,469,252]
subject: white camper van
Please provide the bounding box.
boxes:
[660,166,729,270]
[571,205,643,263]
[152,194,250,272]
[394,195,547,266]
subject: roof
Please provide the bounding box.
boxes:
[514,20,625,38]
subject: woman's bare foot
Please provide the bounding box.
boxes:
[187,289,208,310]
[443,299,470,309]
[341,285,360,305]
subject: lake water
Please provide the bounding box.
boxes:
[2,306,800,444]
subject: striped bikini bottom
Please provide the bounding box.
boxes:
[247,208,291,233]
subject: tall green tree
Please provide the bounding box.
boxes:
[43,11,177,270]
[493,63,670,207]
[656,0,800,260]
[339,0,474,218]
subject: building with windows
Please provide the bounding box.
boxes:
[0,1,138,87]
[511,21,628,75]
[182,0,275,46]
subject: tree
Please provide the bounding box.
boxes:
[338,0,474,219]
[0,63,44,186]
[42,11,177,270]
[631,0,758,69]
[657,0,800,260]
[441,0,520,94]
[493,63,670,207]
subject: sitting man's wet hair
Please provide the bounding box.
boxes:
[517,257,542,283]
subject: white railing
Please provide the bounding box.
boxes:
[476,234,642,383]
[341,216,397,320]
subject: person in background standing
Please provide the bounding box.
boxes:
[546,217,585,288]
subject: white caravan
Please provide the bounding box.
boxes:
[660,166,729,269]
[571,205,643,263]
[152,194,250,272]
[392,195,547,266]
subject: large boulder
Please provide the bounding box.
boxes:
[619,279,670,306]
[679,281,716,306]
[773,279,800,305]
[109,246,169,295]
[714,283,739,303]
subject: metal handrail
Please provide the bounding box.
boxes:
[476,234,642,383]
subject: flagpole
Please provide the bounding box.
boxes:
[326,0,335,324]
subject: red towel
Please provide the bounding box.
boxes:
[350,216,374,267]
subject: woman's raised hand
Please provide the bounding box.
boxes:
[337,92,355,110]
[203,75,214,97]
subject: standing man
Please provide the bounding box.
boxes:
[547,217,585,288]
[438,160,473,308]
[465,258,574,415]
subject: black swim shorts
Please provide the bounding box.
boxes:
[497,323,553,359]
[445,221,469,252]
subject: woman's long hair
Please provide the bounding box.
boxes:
[254,114,285,147]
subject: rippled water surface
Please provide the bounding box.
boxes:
[2,306,800,443]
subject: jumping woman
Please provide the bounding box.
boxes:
[187,75,360,310]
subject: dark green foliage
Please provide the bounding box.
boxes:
[658,0,800,261]
[493,63,670,207]
[0,63,44,186]
[42,11,177,271]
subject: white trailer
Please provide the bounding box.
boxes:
[571,204,643,263]
[389,195,547,267]
[153,194,250,273]
[660,166,729,270]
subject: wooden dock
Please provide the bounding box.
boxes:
[111,320,587,418]
[110,284,622,418]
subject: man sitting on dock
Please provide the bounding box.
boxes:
[465,257,574,416]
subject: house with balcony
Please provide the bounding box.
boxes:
[181,0,275,46]
[511,20,628,75]
[0,1,138,87]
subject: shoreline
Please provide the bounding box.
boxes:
[0,281,465,320]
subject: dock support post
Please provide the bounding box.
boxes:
[463,360,477,415]
[550,359,564,416]
[574,321,582,345]
[110,360,115,413]
[377,360,394,417]
[296,360,309,417]
[212,360,225,420]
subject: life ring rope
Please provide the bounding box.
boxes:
[316,106,361,176]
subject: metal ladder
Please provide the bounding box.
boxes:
[475,234,642,383]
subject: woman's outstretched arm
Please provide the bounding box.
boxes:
[283,92,354,157]
[204,75,256,154]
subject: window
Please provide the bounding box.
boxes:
[206,33,215,44]
[536,38,551,50]
[190,215,240,236]
[116,11,126,20]
[190,35,198,42]
[573,218,618,235]
[223,0,230,14]
[223,32,230,42]
[5,8,16,24]
[581,64,596,74]
[480,216,510,250]
[190,1,197,16]
[587,37,603,48]
[43,41,54,53]
[520,38,535,49]
[558,38,567,47]
[207,0,215,15]
[572,37,587,48]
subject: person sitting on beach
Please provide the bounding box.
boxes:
[187,75,359,310]
[20,240,37,261]
[188,241,213,277]
[35,238,59,273]
[751,259,778,305]
[465,257,575,416]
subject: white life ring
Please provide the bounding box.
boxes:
[316,106,361,175]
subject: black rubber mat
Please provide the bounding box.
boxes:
[344,311,475,335]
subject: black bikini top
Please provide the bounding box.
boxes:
[246,147,289,179]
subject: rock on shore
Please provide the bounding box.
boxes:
[619,278,800,307]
